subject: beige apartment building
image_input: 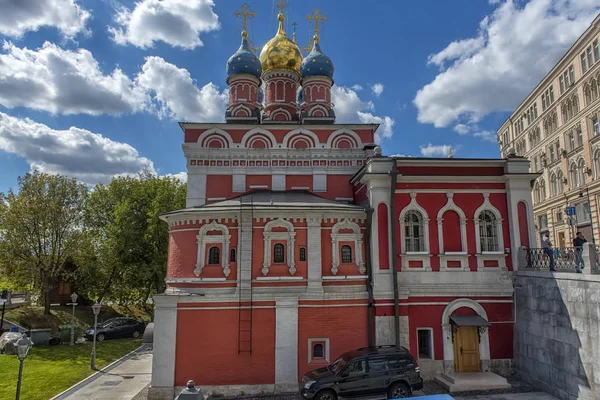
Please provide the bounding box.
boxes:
[497,14,600,249]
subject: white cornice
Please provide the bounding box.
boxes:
[178,122,380,131]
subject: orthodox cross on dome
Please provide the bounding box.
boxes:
[292,21,298,43]
[301,38,314,54]
[234,3,256,39]
[247,39,259,53]
[306,8,327,44]
[275,0,288,14]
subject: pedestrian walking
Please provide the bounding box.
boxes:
[542,232,556,271]
[573,231,587,273]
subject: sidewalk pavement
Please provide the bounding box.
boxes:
[453,393,558,400]
[52,344,152,400]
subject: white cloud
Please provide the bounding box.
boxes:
[0,0,89,38]
[109,0,220,49]
[420,143,453,157]
[164,171,188,183]
[136,56,228,122]
[351,84,363,91]
[473,130,497,142]
[414,0,600,128]
[331,86,395,143]
[453,124,470,135]
[0,112,155,185]
[371,83,384,97]
[0,41,147,116]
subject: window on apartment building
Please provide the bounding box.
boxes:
[569,132,575,151]
[560,65,576,93]
[549,145,555,162]
[594,150,600,178]
[417,329,433,360]
[503,129,508,145]
[534,156,539,172]
[577,127,583,147]
[582,40,599,73]
[538,215,548,231]
[557,170,565,194]
[556,210,563,223]
[575,201,591,224]
[595,40,600,64]
[578,159,586,187]
[594,117,600,136]
[551,173,557,196]
[582,52,588,73]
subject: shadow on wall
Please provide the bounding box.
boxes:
[515,271,598,400]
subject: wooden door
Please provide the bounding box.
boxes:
[453,326,480,372]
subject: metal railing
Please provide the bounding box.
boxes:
[526,247,583,271]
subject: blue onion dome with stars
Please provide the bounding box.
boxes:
[300,35,334,79]
[258,87,264,104]
[226,34,262,79]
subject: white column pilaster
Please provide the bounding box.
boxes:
[275,299,298,385]
[307,216,323,292]
[151,295,178,389]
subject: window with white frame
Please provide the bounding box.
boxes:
[538,214,548,231]
[404,210,425,252]
[569,131,575,151]
[208,246,220,265]
[195,221,231,277]
[417,329,433,360]
[577,159,586,187]
[330,219,364,275]
[539,178,546,200]
[534,182,540,204]
[479,211,499,252]
[594,117,600,136]
[542,86,554,111]
[576,126,583,147]
[557,169,564,194]
[550,173,557,197]
[570,162,578,188]
[549,145,554,162]
[575,201,591,224]
[262,218,296,276]
[594,150,600,178]
[560,65,575,93]
[582,41,598,73]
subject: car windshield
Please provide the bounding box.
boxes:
[329,356,347,374]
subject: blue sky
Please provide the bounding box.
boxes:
[0,0,598,193]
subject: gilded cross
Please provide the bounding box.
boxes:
[234,3,256,38]
[306,8,327,42]
[275,0,288,13]
[302,38,314,53]
[292,21,298,43]
[247,39,259,53]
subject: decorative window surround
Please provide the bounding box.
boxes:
[474,193,506,271]
[308,338,330,364]
[399,192,431,271]
[331,219,364,275]
[262,218,296,276]
[195,221,231,277]
[437,193,469,271]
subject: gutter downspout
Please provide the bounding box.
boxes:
[389,158,400,347]
[365,207,375,347]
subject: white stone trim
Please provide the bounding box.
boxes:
[308,338,330,363]
[326,129,362,149]
[399,192,431,271]
[197,128,234,147]
[331,219,364,275]
[474,192,505,254]
[275,299,298,384]
[475,254,507,271]
[262,218,296,276]
[195,221,231,277]
[151,296,178,389]
[441,298,491,364]
[240,128,277,148]
[437,192,468,270]
[282,128,320,148]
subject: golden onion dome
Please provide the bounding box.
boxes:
[259,11,302,74]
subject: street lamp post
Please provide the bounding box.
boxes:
[15,334,33,400]
[90,302,102,370]
[68,293,78,346]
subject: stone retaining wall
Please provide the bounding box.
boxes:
[515,270,599,400]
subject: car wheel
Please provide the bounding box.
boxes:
[96,333,105,342]
[132,330,140,338]
[388,382,411,398]
[315,390,337,400]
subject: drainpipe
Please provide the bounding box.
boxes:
[389,158,400,348]
[365,207,375,347]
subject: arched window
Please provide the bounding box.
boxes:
[539,178,546,200]
[550,173,557,197]
[557,170,564,194]
[592,79,599,102]
[570,163,578,188]
[572,95,579,114]
[313,343,324,358]
[584,84,592,106]
[273,243,285,263]
[341,245,353,263]
[594,150,600,179]
[299,247,306,261]
[534,182,540,204]
[230,248,236,262]
[578,158,586,187]
[208,247,220,265]
[404,210,425,252]
[479,211,499,252]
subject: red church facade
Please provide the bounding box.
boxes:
[149,5,538,399]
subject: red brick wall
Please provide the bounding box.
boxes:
[175,307,275,385]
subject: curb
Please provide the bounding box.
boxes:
[50,343,151,400]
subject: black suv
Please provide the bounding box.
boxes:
[299,345,423,400]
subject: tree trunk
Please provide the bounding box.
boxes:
[44,289,51,315]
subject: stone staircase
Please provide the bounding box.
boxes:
[434,372,512,393]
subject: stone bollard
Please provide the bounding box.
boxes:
[581,243,595,275]
[175,380,204,400]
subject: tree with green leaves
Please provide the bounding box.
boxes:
[78,172,186,309]
[0,171,89,315]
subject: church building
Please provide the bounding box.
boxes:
[149,3,538,399]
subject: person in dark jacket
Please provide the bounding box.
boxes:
[573,231,587,273]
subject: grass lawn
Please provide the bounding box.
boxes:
[0,338,142,400]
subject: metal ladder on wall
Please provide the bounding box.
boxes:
[238,196,253,354]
